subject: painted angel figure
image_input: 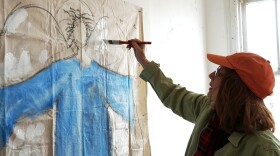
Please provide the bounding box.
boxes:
[0,0,139,155]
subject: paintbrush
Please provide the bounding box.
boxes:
[103,40,152,45]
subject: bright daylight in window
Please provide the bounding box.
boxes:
[242,0,280,139]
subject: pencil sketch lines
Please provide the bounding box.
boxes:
[0,1,109,57]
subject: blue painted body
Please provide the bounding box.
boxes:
[0,58,133,156]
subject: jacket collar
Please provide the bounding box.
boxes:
[228,131,246,147]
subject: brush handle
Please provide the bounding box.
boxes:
[106,40,151,45]
[119,40,152,45]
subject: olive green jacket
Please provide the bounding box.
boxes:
[140,61,280,156]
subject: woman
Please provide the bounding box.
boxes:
[127,39,280,155]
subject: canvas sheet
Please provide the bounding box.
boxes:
[0,0,150,155]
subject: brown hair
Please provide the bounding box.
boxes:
[215,68,275,134]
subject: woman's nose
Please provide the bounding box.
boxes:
[209,71,215,79]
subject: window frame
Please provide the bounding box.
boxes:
[236,0,280,74]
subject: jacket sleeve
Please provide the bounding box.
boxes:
[140,61,213,123]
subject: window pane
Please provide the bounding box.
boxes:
[246,0,278,71]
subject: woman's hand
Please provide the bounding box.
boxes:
[127,39,150,68]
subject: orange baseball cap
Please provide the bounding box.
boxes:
[207,52,275,99]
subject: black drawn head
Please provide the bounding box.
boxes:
[64,7,95,50]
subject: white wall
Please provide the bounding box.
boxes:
[205,0,236,72]
[127,0,231,155]
[129,0,207,155]
[148,0,207,156]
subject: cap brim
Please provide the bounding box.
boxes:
[207,53,233,69]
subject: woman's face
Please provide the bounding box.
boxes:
[207,66,225,101]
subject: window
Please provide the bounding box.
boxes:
[238,0,280,72]
[236,0,280,138]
